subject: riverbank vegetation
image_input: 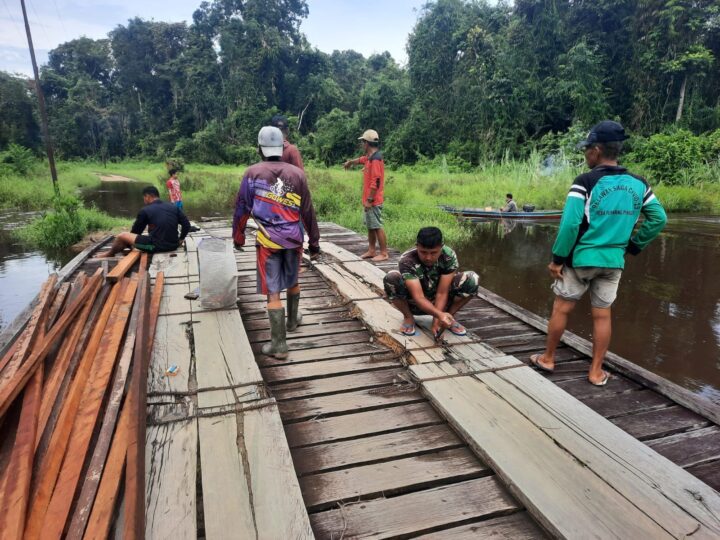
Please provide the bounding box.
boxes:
[1,0,719,247]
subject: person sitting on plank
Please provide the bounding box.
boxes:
[383,226,479,337]
[102,185,190,257]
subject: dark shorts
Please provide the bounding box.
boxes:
[256,246,302,295]
[383,270,480,313]
[134,234,155,252]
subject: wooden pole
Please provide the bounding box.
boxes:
[20,0,59,196]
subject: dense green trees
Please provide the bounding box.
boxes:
[1,0,718,166]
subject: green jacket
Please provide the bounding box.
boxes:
[552,165,667,269]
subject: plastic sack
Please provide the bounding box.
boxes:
[198,237,237,309]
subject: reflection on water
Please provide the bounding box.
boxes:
[455,215,720,403]
[0,210,68,331]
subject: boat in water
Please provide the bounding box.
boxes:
[441,205,563,220]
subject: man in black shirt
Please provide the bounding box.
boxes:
[102,186,190,257]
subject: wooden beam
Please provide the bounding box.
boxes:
[107,251,141,283]
[64,281,142,538]
[35,282,98,452]
[475,286,720,425]
[0,271,101,419]
[24,277,120,540]
[123,274,150,540]
[45,282,70,330]
[39,278,138,538]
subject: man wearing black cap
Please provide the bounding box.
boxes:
[270,114,304,170]
[530,120,667,386]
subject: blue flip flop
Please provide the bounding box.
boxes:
[400,323,418,336]
[448,322,467,336]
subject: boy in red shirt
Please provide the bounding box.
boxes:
[165,166,183,210]
[343,129,388,262]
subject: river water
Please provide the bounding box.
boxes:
[1,181,718,401]
[455,216,720,403]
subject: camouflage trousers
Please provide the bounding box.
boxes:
[383,270,479,313]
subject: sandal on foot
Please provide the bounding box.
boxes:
[529,354,555,374]
[589,371,610,386]
[448,322,467,336]
[400,323,418,336]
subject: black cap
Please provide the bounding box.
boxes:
[270,114,289,130]
[576,120,628,150]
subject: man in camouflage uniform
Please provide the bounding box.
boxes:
[383,226,479,337]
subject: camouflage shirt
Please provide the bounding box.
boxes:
[399,246,459,299]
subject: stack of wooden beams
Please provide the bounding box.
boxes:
[0,250,164,539]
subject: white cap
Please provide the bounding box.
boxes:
[258,126,284,158]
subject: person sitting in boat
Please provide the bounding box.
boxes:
[383,227,479,337]
[501,193,518,212]
[101,186,191,257]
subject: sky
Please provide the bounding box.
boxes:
[0,0,427,76]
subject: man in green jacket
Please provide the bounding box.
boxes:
[530,120,667,385]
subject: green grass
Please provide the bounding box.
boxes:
[3,156,719,251]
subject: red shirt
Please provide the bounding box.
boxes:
[166,176,182,202]
[282,140,304,170]
[358,150,384,206]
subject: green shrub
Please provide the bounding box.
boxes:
[0,144,37,175]
[15,195,127,249]
[628,129,720,184]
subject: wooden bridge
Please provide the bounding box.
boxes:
[2,218,719,538]
[141,218,720,539]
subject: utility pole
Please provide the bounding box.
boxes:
[20,0,59,196]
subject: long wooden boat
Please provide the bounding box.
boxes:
[442,205,563,220]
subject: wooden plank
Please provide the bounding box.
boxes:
[284,402,442,448]
[279,387,425,422]
[252,330,372,355]
[0,366,43,539]
[243,309,354,331]
[198,408,313,539]
[148,315,192,394]
[193,309,263,409]
[144,419,197,540]
[580,388,673,418]
[24,278,117,540]
[0,271,102,419]
[35,284,99,451]
[555,375,641,399]
[124,274,151,540]
[647,427,720,467]
[301,447,489,510]
[309,477,518,539]
[686,460,720,492]
[422,373,673,539]
[247,320,364,343]
[476,285,720,426]
[291,424,463,475]
[262,352,398,383]
[257,342,391,366]
[45,282,70,329]
[39,278,138,539]
[271,368,405,400]
[83,388,132,539]
[413,512,545,539]
[107,250,141,282]
[65,283,142,538]
[612,405,712,440]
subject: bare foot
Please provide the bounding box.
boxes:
[371,253,389,262]
[360,251,376,259]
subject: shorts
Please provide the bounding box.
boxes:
[175,201,184,210]
[552,266,622,308]
[383,270,479,313]
[134,235,155,252]
[256,246,302,295]
[363,204,383,230]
